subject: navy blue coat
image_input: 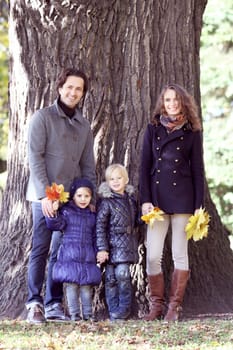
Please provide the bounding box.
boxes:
[96,183,139,265]
[139,121,204,214]
[46,201,101,286]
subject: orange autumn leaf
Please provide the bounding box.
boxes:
[46,183,69,203]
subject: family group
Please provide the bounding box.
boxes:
[26,67,204,324]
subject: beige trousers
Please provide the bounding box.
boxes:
[145,214,191,275]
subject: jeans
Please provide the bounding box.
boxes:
[27,202,63,307]
[66,284,93,318]
[105,263,132,315]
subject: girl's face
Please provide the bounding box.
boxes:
[163,89,181,116]
[108,169,128,195]
[73,187,92,208]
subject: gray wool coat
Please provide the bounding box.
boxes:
[26,99,96,201]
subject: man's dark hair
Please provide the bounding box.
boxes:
[56,68,88,97]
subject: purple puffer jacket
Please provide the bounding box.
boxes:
[46,201,101,286]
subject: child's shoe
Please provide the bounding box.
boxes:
[110,308,130,320]
[70,313,82,321]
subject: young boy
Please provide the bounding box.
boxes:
[45,178,101,321]
[96,164,139,321]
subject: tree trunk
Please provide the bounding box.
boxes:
[1,0,232,319]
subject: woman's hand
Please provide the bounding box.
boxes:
[142,202,154,215]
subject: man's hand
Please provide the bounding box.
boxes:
[41,197,56,217]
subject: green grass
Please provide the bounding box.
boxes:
[0,318,232,350]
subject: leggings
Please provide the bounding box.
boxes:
[145,214,190,275]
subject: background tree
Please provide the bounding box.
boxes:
[201,0,233,233]
[0,0,233,319]
[0,0,8,177]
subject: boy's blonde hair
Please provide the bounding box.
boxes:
[105,163,129,183]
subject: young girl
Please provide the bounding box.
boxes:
[96,164,139,321]
[45,178,101,321]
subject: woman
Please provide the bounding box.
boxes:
[140,83,204,321]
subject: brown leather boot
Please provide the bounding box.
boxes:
[164,269,190,322]
[143,273,165,321]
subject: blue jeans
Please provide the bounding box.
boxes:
[105,263,132,315]
[27,202,63,307]
[66,284,93,318]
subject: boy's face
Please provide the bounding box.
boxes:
[73,187,92,208]
[108,169,128,195]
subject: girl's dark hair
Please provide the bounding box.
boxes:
[56,67,88,97]
[152,83,202,131]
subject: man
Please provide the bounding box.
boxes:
[26,67,96,324]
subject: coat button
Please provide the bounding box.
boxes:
[173,170,177,173]
[157,136,160,140]
[173,182,177,186]
[180,137,184,140]
[156,181,159,184]
[156,147,160,150]
[175,159,179,162]
[158,158,162,161]
[157,169,161,173]
[176,147,180,150]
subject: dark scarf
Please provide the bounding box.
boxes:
[58,97,76,118]
[160,114,187,133]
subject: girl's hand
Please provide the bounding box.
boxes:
[142,202,154,215]
[52,200,59,211]
[97,251,109,264]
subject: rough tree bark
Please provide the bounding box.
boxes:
[0,0,232,319]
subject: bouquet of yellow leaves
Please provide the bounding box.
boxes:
[185,207,210,241]
[45,183,69,204]
[141,207,165,227]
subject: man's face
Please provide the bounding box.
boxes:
[59,75,84,108]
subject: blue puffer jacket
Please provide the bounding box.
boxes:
[46,201,101,286]
[96,182,139,264]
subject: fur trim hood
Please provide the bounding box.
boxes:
[97,181,135,198]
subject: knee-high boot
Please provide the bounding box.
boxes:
[164,269,190,322]
[144,273,165,321]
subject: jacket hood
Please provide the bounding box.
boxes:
[97,182,134,198]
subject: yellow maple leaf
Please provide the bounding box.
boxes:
[59,189,69,203]
[141,207,165,227]
[185,207,210,241]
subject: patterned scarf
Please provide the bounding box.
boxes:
[160,114,187,133]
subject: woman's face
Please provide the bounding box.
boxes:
[163,89,181,116]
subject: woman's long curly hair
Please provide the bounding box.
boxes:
[152,83,202,131]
